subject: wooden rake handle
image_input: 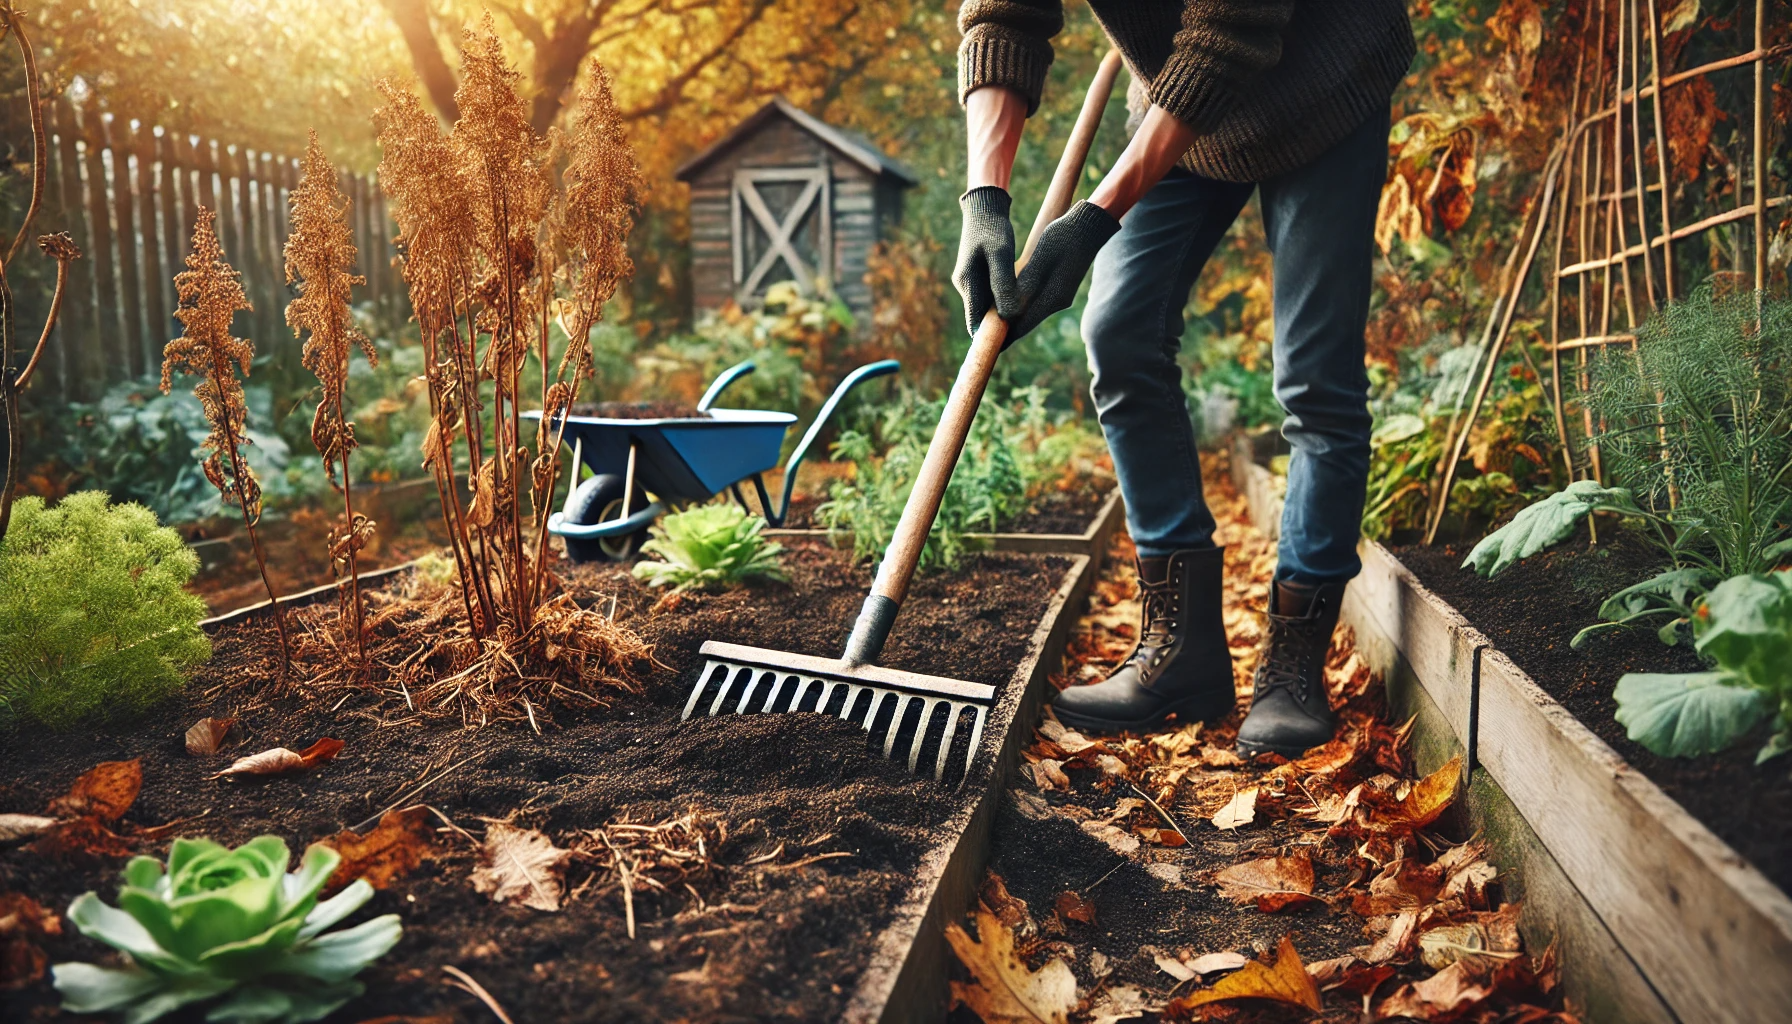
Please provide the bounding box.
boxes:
[842,49,1123,667]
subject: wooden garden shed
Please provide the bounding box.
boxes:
[676,97,918,325]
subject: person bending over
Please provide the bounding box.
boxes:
[953,0,1413,756]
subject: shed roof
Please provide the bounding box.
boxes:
[675,96,919,186]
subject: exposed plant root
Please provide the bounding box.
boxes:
[568,810,727,938]
[289,568,655,726]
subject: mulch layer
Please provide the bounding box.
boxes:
[0,541,1070,1023]
[1393,531,1792,895]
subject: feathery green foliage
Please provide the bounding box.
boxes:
[1466,290,1792,647]
[817,386,1080,571]
[0,491,209,730]
[632,503,785,592]
[52,836,402,1024]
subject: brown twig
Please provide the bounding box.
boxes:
[442,965,516,1024]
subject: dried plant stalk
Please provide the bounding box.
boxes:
[162,208,289,665]
[372,18,644,720]
[285,131,379,667]
[0,3,79,544]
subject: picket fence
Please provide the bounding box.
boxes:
[26,100,405,405]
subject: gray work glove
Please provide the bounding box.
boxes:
[1009,201,1121,345]
[952,186,1021,336]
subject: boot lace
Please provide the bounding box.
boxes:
[1137,575,1179,648]
[1255,615,1326,701]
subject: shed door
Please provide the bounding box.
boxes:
[731,166,831,302]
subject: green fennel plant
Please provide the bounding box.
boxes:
[632,503,785,592]
[0,491,209,729]
[1463,289,1792,647]
[1612,570,1792,764]
[53,836,401,1024]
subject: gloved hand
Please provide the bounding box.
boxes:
[952,186,1020,336]
[1008,201,1122,345]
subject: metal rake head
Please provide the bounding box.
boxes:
[683,641,994,786]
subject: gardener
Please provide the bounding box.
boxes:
[954,1,1414,756]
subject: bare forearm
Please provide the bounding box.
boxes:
[1087,105,1198,219]
[965,86,1029,191]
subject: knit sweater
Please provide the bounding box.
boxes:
[958,0,1415,182]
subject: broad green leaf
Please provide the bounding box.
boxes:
[297,880,373,940]
[67,892,194,975]
[278,844,339,916]
[1760,535,1792,564]
[124,855,167,892]
[278,915,403,983]
[1756,729,1792,765]
[1595,566,1713,623]
[1695,572,1792,691]
[1371,413,1428,447]
[120,978,239,1024]
[1613,671,1768,757]
[195,916,306,979]
[51,962,164,1013]
[206,980,364,1024]
[1461,481,1633,577]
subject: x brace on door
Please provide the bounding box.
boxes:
[730,166,831,301]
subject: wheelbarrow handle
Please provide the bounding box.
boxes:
[766,358,901,523]
[697,359,757,412]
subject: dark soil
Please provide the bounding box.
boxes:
[778,483,1113,536]
[1392,531,1792,894]
[0,542,1069,1023]
[570,400,711,420]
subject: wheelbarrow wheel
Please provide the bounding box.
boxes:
[561,474,651,563]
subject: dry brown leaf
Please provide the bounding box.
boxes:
[1357,909,1419,964]
[1210,786,1258,830]
[321,807,438,890]
[1031,760,1070,791]
[0,893,61,991]
[211,738,345,779]
[184,716,238,756]
[0,815,58,843]
[47,760,141,821]
[1052,890,1096,925]
[1399,755,1463,830]
[1214,855,1316,912]
[1078,820,1140,857]
[1166,935,1322,1014]
[1084,983,1152,1024]
[945,906,1076,1024]
[29,816,133,862]
[1374,959,1496,1020]
[1199,745,1245,768]
[981,873,1033,932]
[471,823,570,912]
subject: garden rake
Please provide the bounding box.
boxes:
[682,51,1124,785]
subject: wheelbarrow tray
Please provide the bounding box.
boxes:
[531,408,798,503]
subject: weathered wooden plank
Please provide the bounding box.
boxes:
[105,117,147,376]
[1346,541,1481,757]
[157,131,187,322]
[174,133,201,248]
[1476,646,1792,1023]
[80,109,125,387]
[232,146,269,347]
[133,124,168,349]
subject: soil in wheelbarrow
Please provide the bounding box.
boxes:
[1392,530,1792,895]
[0,541,1070,1023]
[569,400,711,420]
[779,479,1114,536]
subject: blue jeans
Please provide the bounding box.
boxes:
[1081,107,1388,583]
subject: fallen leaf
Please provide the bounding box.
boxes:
[1214,855,1317,912]
[1136,827,1186,847]
[1292,736,1358,774]
[321,807,438,890]
[1210,786,1258,830]
[1079,820,1140,857]
[0,893,60,991]
[1166,936,1322,1013]
[211,738,345,779]
[1374,959,1495,1019]
[470,823,570,912]
[1399,755,1464,830]
[981,872,1033,932]
[184,716,238,756]
[1031,760,1070,791]
[1354,857,1443,916]
[1356,909,1418,964]
[1304,954,1357,986]
[0,815,58,843]
[29,816,133,862]
[47,760,141,821]
[1186,951,1248,976]
[945,906,1076,1024]
[1084,983,1152,1024]
[1052,890,1096,925]
[1199,745,1246,767]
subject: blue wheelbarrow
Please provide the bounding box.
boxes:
[525,358,899,562]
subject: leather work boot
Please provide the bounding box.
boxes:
[1052,547,1236,734]
[1236,579,1346,758]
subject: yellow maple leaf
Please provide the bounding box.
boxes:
[946,907,1077,1024]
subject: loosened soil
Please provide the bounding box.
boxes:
[0,541,1069,1023]
[569,400,710,420]
[1393,531,1792,894]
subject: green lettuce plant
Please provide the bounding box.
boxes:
[632,503,785,592]
[0,491,210,729]
[1613,570,1792,764]
[52,836,402,1024]
[1463,289,1792,648]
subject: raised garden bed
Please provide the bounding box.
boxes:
[769,484,1124,558]
[1231,436,1792,1024]
[0,539,1095,1023]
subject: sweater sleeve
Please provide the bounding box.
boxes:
[957,0,1063,116]
[1150,1,1295,134]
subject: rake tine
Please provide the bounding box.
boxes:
[934,702,967,782]
[881,694,913,758]
[707,666,742,717]
[959,706,988,788]
[906,698,941,773]
[788,675,815,714]
[760,673,790,713]
[734,671,763,714]
[682,661,721,720]
[864,687,894,740]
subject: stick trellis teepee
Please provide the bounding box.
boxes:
[1426,0,1788,543]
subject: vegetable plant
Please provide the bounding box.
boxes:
[52,836,401,1024]
[1613,570,1792,764]
[1463,289,1792,647]
[0,491,209,730]
[632,503,785,592]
